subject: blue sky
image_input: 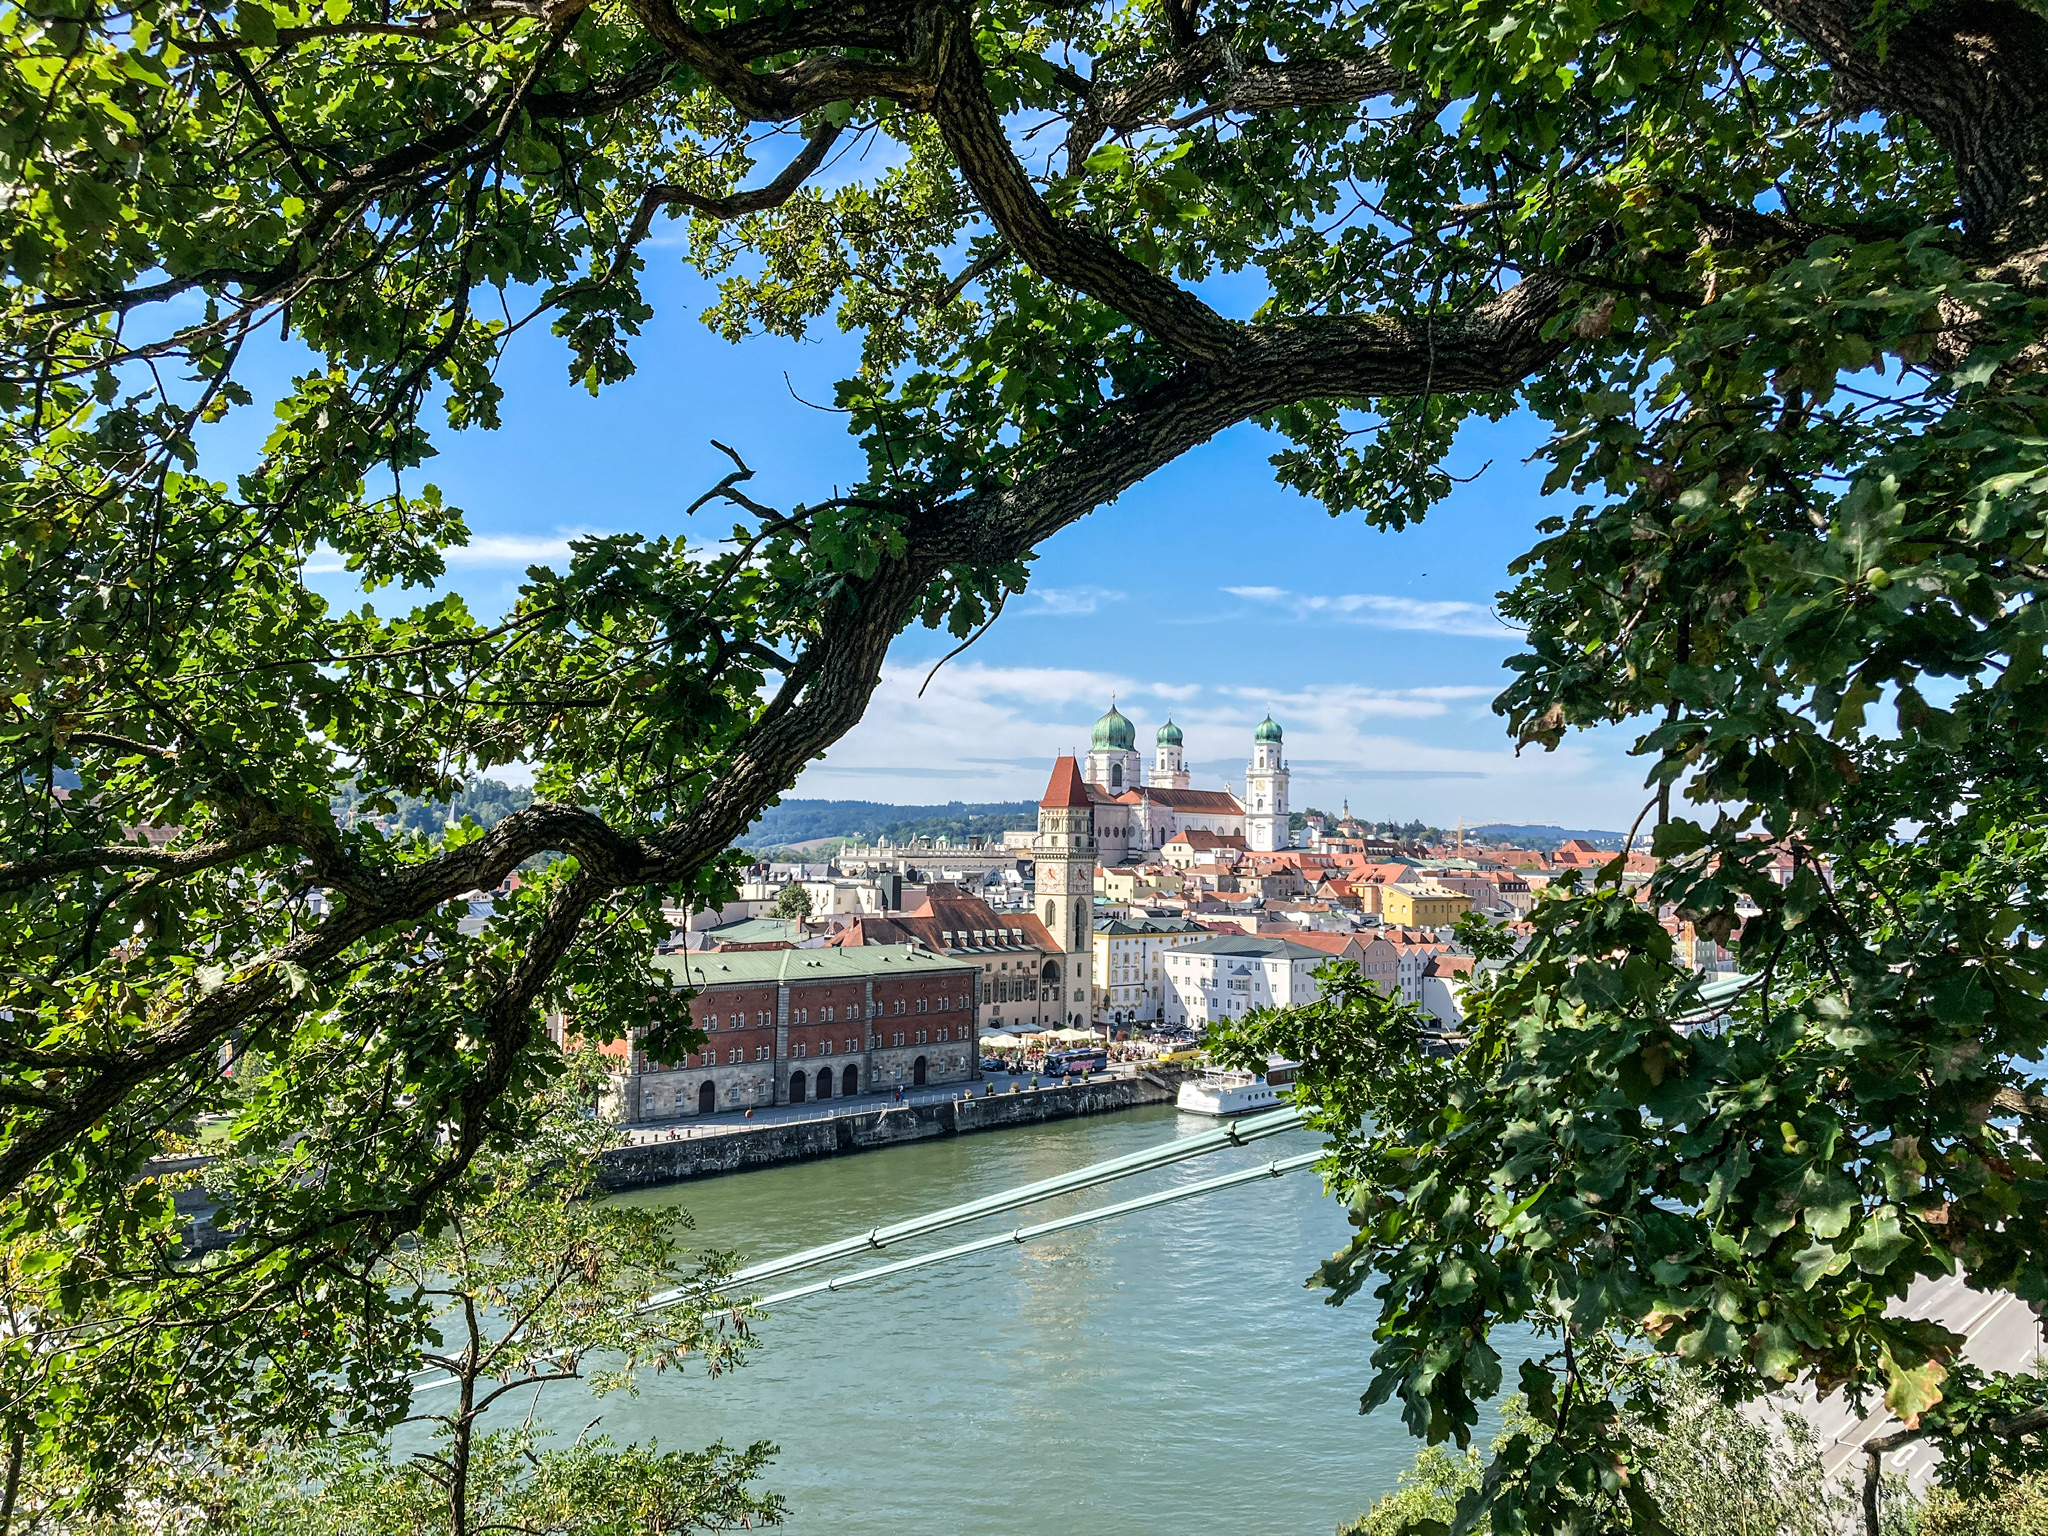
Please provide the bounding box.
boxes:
[260,253,1650,830]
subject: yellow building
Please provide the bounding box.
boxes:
[1380,884,1472,928]
[1096,865,1182,905]
[1091,916,1210,1027]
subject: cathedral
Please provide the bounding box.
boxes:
[1026,705,1291,1025]
[1052,701,1291,863]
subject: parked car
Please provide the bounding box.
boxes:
[979,1055,1010,1073]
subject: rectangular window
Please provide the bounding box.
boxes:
[823,1005,834,1022]
[917,998,928,1014]
[935,1027,948,1042]
[893,1032,905,1047]
[755,1046,769,1062]
[759,1010,772,1027]
[727,1048,742,1065]
[847,1038,859,1053]
[937,995,949,1012]
[820,1040,833,1056]
[868,1035,880,1049]
[704,1013,718,1030]
[915,1030,928,1045]
[794,1042,806,1059]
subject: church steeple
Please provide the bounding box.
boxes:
[1148,716,1189,789]
[1085,697,1142,794]
[1033,756,1095,1027]
[1245,712,1289,852]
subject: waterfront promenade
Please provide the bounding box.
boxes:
[597,1068,1182,1190]
[616,1069,1111,1144]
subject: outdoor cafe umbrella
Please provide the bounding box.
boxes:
[981,1033,1024,1048]
[1050,1028,1096,1043]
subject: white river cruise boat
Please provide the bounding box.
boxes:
[1175,1060,1298,1117]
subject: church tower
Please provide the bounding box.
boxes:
[1035,756,1096,1027]
[1245,714,1290,852]
[1084,700,1141,793]
[1149,719,1190,789]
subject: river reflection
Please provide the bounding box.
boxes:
[575,1105,1531,1536]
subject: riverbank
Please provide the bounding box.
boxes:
[597,1071,1185,1191]
[173,1069,1196,1246]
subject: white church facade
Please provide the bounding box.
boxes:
[1061,702,1292,863]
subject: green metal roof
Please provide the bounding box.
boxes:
[1156,718,1183,746]
[1253,713,1283,744]
[1091,700,1136,750]
[657,945,974,989]
[702,916,807,945]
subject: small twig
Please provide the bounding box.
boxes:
[918,593,1008,697]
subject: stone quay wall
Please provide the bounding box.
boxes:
[595,1075,1181,1193]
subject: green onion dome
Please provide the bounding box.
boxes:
[1091,700,1137,751]
[1156,719,1184,747]
[1254,714,1284,744]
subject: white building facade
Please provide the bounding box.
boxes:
[1161,935,1329,1030]
[1091,915,1210,1026]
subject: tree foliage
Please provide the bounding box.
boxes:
[3,0,2047,1512]
[1339,1370,1878,1536]
[8,1056,780,1531]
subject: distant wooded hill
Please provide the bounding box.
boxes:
[1469,823,1629,849]
[739,799,1037,851]
[333,777,534,837]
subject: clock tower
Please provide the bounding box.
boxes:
[1034,755,1096,1027]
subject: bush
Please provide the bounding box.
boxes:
[1339,1370,1891,1536]
[1919,1471,2048,1536]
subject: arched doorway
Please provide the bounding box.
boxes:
[912,1055,928,1086]
[815,1067,832,1100]
[842,1065,858,1096]
[789,1071,806,1104]
[697,1081,715,1115]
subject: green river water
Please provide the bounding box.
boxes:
[577,1105,1535,1535]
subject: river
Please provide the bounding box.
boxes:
[580,1105,1532,1536]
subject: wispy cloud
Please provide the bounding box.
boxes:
[1223,585,1519,639]
[789,661,1629,818]
[304,531,606,576]
[1021,585,1125,616]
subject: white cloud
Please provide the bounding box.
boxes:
[789,661,1643,824]
[1223,585,1520,639]
[1022,585,1125,616]
[442,534,581,566]
[303,530,604,576]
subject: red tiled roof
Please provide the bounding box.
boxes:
[1145,787,1242,812]
[1086,785,1146,806]
[1165,828,1247,851]
[1285,932,1365,957]
[833,894,1062,957]
[1040,755,1090,809]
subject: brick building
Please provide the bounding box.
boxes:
[824,883,1064,1031]
[626,946,979,1121]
